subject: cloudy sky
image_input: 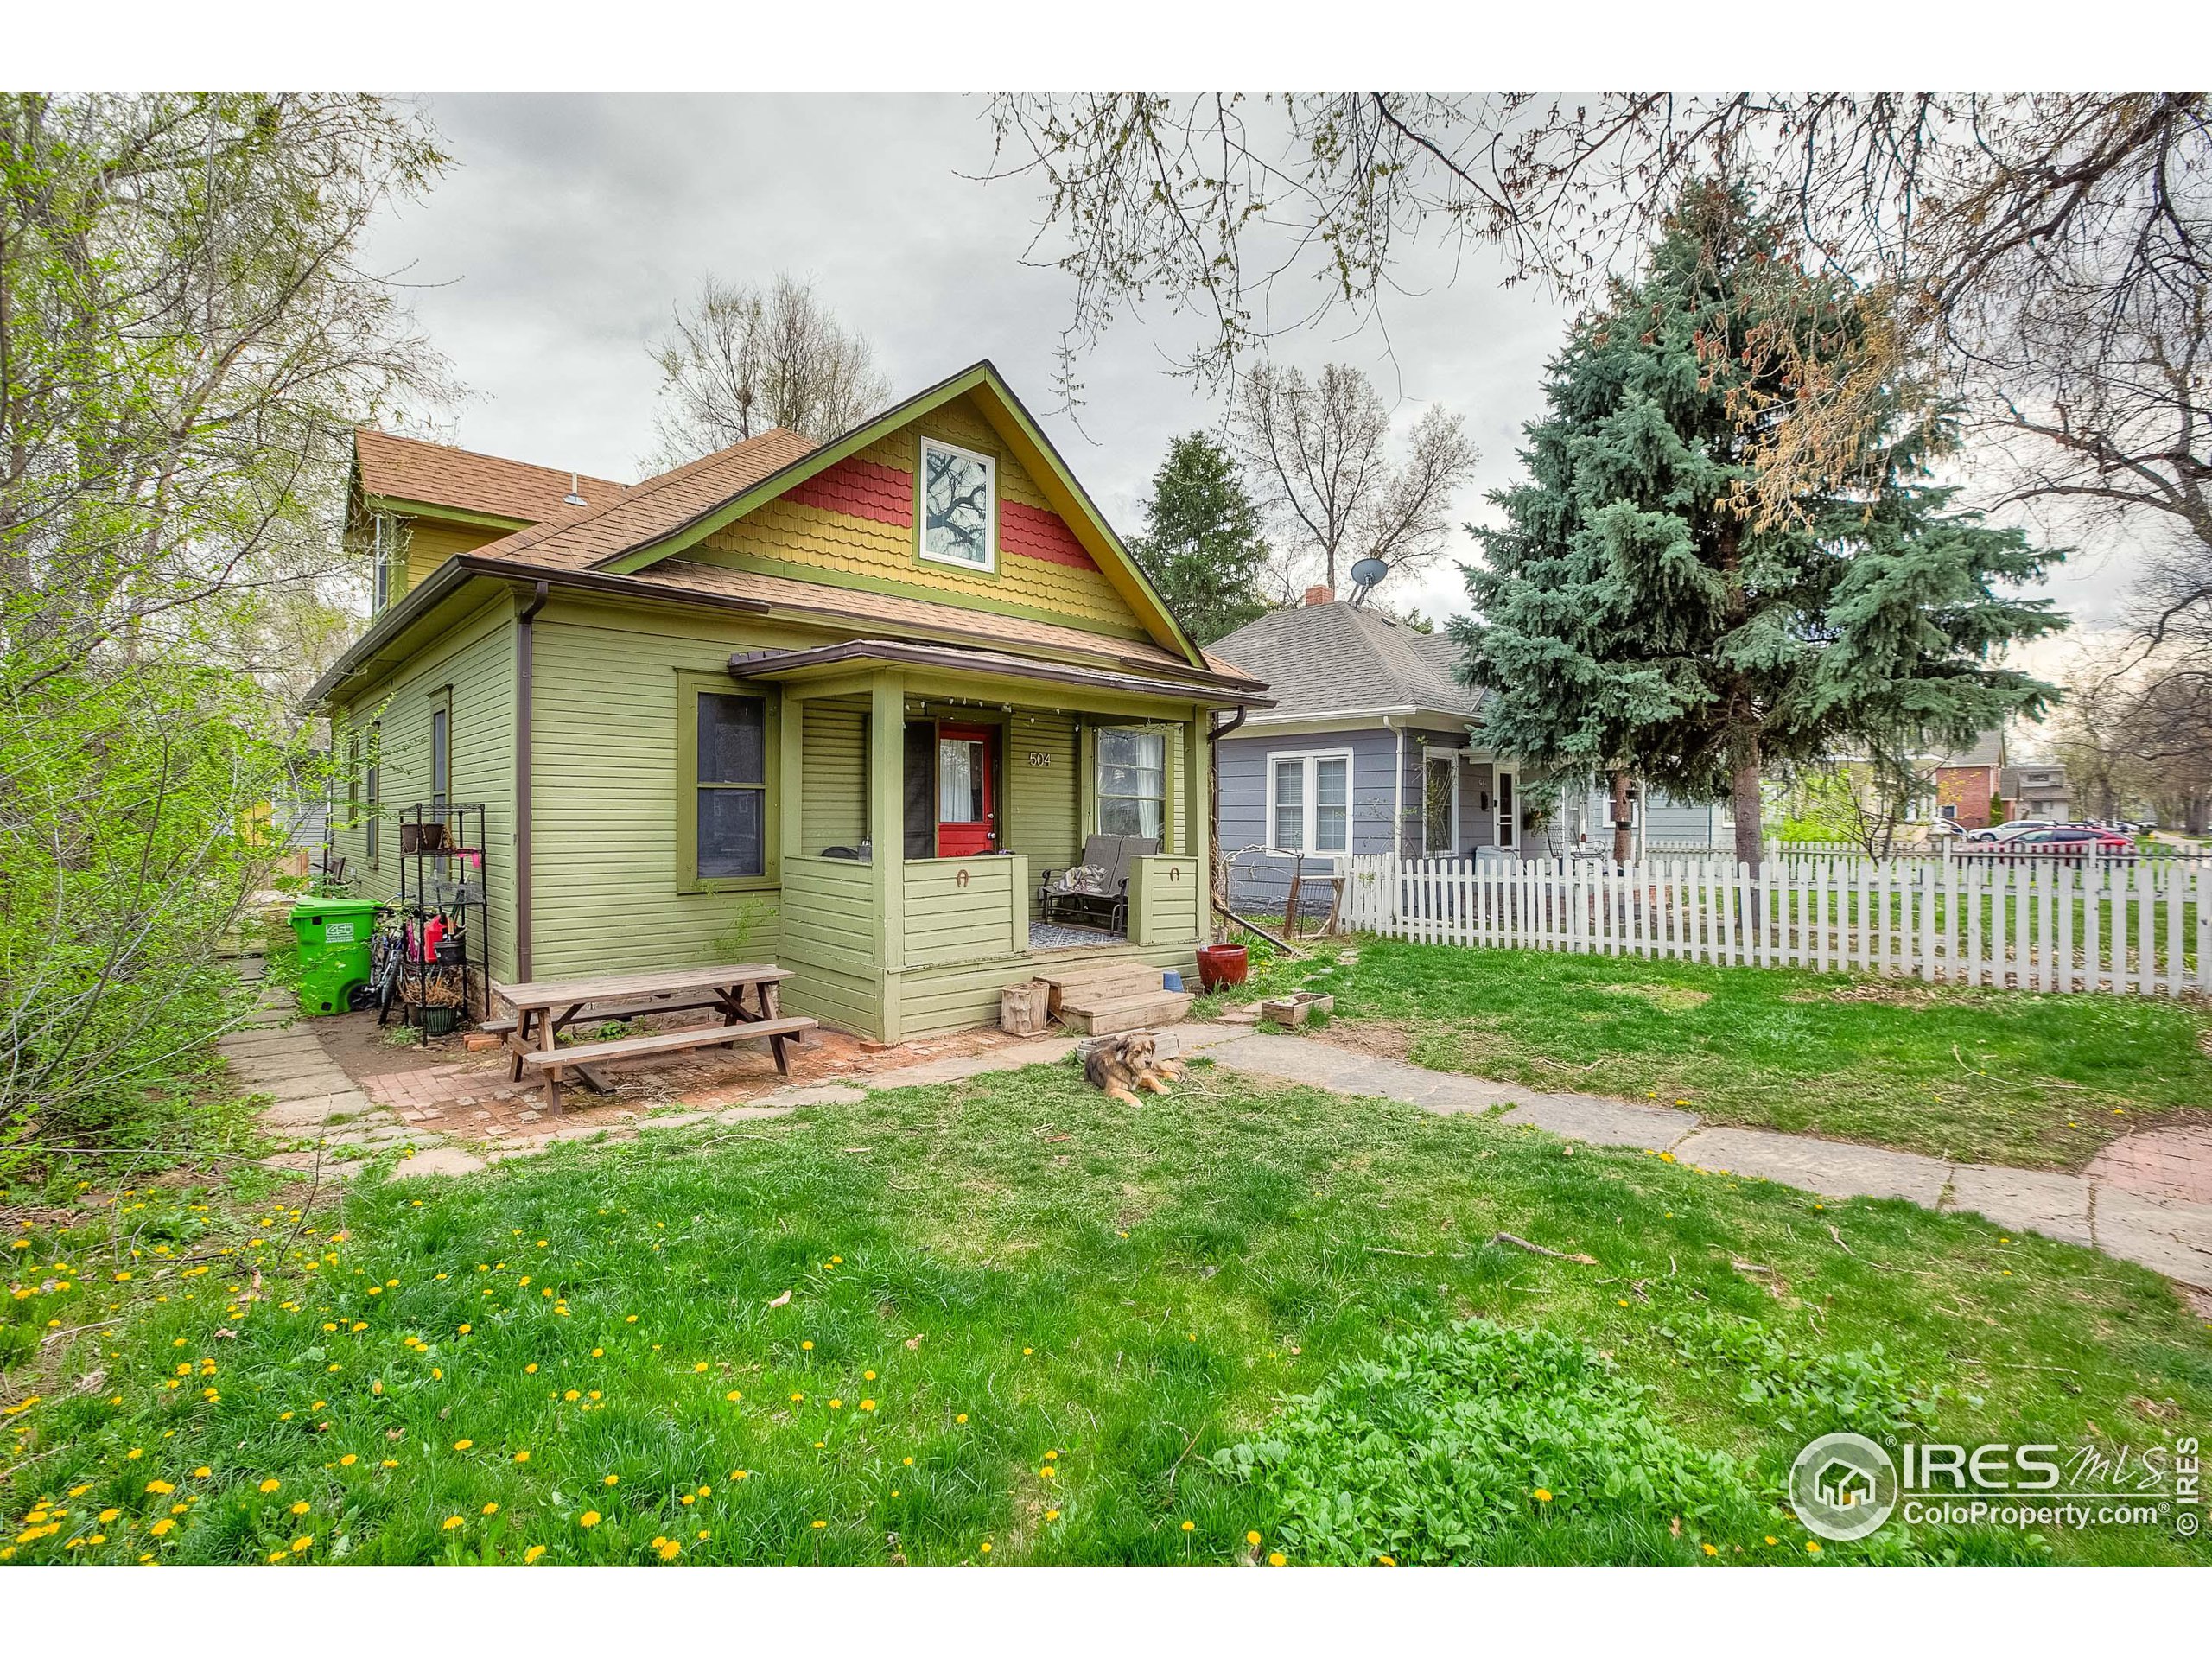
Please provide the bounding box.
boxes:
[364,92,2136,645]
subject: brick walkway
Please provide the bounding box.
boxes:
[2086,1126,2212,1208]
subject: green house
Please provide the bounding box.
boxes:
[308,362,1271,1042]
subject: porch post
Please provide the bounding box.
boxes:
[1185,706,1211,943]
[869,669,906,1045]
[778,686,806,876]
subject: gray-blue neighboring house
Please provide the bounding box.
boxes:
[1210,593,1731,912]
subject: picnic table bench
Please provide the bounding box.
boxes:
[489,963,817,1115]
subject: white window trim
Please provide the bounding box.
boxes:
[1422,749,1460,855]
[371,512,392,613]
[1267,748,1355,856]
[1094,725,1168,839]
[918,436,997,573]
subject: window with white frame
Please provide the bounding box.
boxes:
[919,437,995,571]
[1422,750,1459,854]
[1268,751,1351,855]
[1096,728,1166,839]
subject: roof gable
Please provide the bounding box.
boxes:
[591,362,1205,668]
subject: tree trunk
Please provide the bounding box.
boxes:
[1610,768,1634,864]
[1732,738,1764,870]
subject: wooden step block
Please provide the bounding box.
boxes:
[1036,963,1173,1017]
[1057,990,1194,1035]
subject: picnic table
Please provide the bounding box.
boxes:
[488,963,817,1115]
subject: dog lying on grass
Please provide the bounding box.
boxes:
[1082,1031,1185,1107]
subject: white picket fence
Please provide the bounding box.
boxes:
[1341,853,2212,997]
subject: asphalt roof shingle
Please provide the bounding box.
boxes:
[356,429,627,524]
[1209,601,1484,721]
[464,429,817,571]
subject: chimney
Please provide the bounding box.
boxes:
[1303,584,1335,607]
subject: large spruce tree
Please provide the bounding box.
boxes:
[1453,182,2065,865]
[1132,431,1271,644]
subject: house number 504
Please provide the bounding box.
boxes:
[1026,752,1052,766]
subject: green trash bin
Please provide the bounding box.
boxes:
[288,896,378,1016]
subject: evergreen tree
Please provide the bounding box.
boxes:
[1132,431,1271,644]
[1453,182,2066,866]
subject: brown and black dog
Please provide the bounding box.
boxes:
[1083,1032,1185,1107]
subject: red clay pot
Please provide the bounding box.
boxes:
[1196,943,1249,992]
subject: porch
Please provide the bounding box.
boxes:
[735,641,1225,1043]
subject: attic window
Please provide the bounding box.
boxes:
[919,437,995,572]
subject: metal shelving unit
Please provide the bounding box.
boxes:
[394,802,489,1045]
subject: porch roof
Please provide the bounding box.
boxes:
[728,639,1274,709]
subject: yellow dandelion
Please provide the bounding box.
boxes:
[579,1510,601,1529]
[524,1544,547,1563]
[603,1474,619,1486]
[453,1438,473,1451]
[442,1516,464,1530]
[340,1454,358,1467]
[483,1503,499,1516]
[1248,1531,1262,1546]
[1533,1489,1554,1503]
[1268,1552,1286,1566]
[258,1478,281,1494]
[1181,1520,1195,1532]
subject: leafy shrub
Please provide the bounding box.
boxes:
[1211,1319,1770,1563]
[1658,1310,1938,1441]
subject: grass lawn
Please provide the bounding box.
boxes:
[6,1058,2208,1566]
[1309,939,2212,1169]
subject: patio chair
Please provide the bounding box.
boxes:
[1038,833,1157,936]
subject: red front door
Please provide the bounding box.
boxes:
[935,724,997,856]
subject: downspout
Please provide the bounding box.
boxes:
[1384,715,1404,860]
[514,581,550,982]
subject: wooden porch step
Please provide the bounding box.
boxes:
[1056,990,1195,1036]
[518,1016,817,1069]
[1034,962,1173,1017]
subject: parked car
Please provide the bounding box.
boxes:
[1924,818,1969,840]
[1992,827,2134,861]
[1965,818,2056,843]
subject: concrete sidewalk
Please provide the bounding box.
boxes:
[1179,1028,2212,1293]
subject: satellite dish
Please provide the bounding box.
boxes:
[1350,557,1390,590]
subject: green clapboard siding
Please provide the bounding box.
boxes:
[529,611,795,976]
[327,598,518,982]
[1128,854,1202,945]
[1005,710,1078,913]
[779,850,881,1038]
[780,855,878,978]
[896,939,1198,1039]
[800,697,868,854]
[901,855,1026,969]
